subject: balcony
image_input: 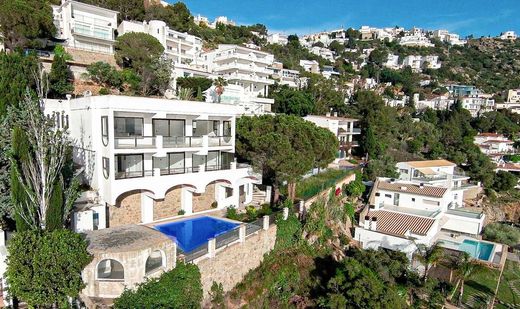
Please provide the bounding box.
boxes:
[72,21,113,41]
[208,136,233,147]
[114,136,156,149]
[163,136,203,148]
[116,164,237,180]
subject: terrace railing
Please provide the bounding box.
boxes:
[246,218,263,235]
[182,243,209,263]
[215,227,240,249]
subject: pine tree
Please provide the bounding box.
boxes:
[48,47,73,98]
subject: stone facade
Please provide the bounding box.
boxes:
[192,183,216,213]
[109,191,142,227]
[197,225,277,301]
[153,187,182,220]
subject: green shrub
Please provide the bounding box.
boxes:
[98,87,109,95]
[114,261,202,308]
[245,205,257,220]
[294,169,351,200]
[483,223,520,246]
[275,212,302,250]
[178,209,185,215]
[258,203,273,216]
[211,201,218,208]
[225,206,240,221]
[209,281,225,308]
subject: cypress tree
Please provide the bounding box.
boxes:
[48,47,73,99]
[45,180,64,231]
[10,127,33,231]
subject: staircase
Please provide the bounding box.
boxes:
[250,188,267,206]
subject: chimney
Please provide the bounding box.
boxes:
[326,112,331,117]
[364,216,370,229]
[419,183,424,189]
[370,217,378,231]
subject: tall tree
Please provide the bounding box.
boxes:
[453,252,483,306]
[415,243,444,283]
[48,46,74,98]
[272,87,315,116]
[236,115,336,201]
[0,0,56,50]
[115,32,164,74]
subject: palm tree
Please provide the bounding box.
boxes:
[453,252,483,307]
[213,77,228,103]
[415,243,444,283]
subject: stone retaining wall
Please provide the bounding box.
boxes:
[197,225,277,302]
[303,172,356,209]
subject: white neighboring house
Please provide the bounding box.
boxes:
[270,61,301,88]
[402,55,441,72]
[203,44,275,114]
[384,54,401,69]
[310,46,335,62]
[497,89,520,114]
[499,31,517,40]
[384,96,408,108]
[399,29,434,47]
[43,95,260,233]
[267,33,288,45]
[304,114,361,159]
[461,96,496,117]
[431,30,466,45]
[355,159,484,259]
[321,65,340,79]
[300,59,320,74]
[117,20,209,88]
[416,95,454,111]
[52,0,119,54]
[474,133,515,161]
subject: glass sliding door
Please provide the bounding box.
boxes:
[154,119,186,147]
[153,152,185,175]
[206,151,219,171]
[220,152,234,170]
[192,154,206,172]
[115,154,144,179]
[114,117,143,137]
[192,120,219,136]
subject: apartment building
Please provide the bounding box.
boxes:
[461,96,496,117]
[355,160,485,259]
[202,44,275,114]
[270,61,301,88]
[304,114,361,159]
[52,0,119,54]
[43,95,258,232]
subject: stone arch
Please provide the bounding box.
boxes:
[109,189,155,227]
[192,179,232,213]
[96,259,124,281]
[145,250,165,275]
[153,184,196,221]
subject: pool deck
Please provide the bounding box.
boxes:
[435,231,503,263]
[143,208,243,228]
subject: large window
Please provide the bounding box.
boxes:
[153,153,185,175]
[97,259,124,281]
[115,154,144,179]
[114,117,143,137]
[152,119,185,137]
[192,120,219,136]
[221,152,234,169]
[223,121,232,137]
[191,151,234,171]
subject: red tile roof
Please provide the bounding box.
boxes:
[367,210,436,236]
[404,159,456,168]
[377,181,447,198]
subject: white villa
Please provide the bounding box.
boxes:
[52,0,119,54]
[497,89,520,114]
[355,160,485,259]
[416,95,455,111]
[431,30,466,45]
[270,61,301,88]
[304,114,361,159]
[203,44,275,114]
[43,95,261,233]
[461,96,496,117]
[267,33,289,45]
[300,59,320,74]
[402,55,441,72]
[474,133,515,161]
[499,31,517,40]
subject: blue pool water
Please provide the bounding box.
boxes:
[459,239,495,261]
[154,216,239,252]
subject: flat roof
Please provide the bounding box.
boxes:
[305,115,359,122]
[366,209,436,236]
[85,224,171,254]
[403,159,456,168]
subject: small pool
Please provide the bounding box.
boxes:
[154,216,239,252]
[440,239,495,261]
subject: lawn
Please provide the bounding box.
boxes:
[460,266,500,308]
[496,260,520,308]
[292,169,353,200]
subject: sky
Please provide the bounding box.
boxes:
[174,0,519,37]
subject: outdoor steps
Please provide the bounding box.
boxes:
[250,190,267,206]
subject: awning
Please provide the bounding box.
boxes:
[416,167,436,175]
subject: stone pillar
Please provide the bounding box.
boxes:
[208,238,216,258]
[265,186,272,204]
[283,207,289,220]
[263,215,269,230]
[182,188,193,215]
[239,224,246,242]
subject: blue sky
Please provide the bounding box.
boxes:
[174,0,519,37]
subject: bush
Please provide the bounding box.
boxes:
[178,209,185,215]
[211,201,218,209]
[483,223,520,246]
[209,281,225,308]
[225,206,240,221]
[492,170,518,192]
[6,230,92,307]
[245,205,257,220]
[294,169,351,200]
[114,262,202,308]
[275,212,302,250]
[98,87,109,95]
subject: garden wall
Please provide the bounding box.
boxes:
[197,225,277,302]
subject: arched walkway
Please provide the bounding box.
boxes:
[97,259,124,281]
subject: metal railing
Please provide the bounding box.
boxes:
[115,170,154,180]
[215,228,240,249]
[208,136,233,147]
[163,136,203,148]
[114,136,156,149]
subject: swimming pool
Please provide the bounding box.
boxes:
[440,239,495,261]
[154,216,239,252]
